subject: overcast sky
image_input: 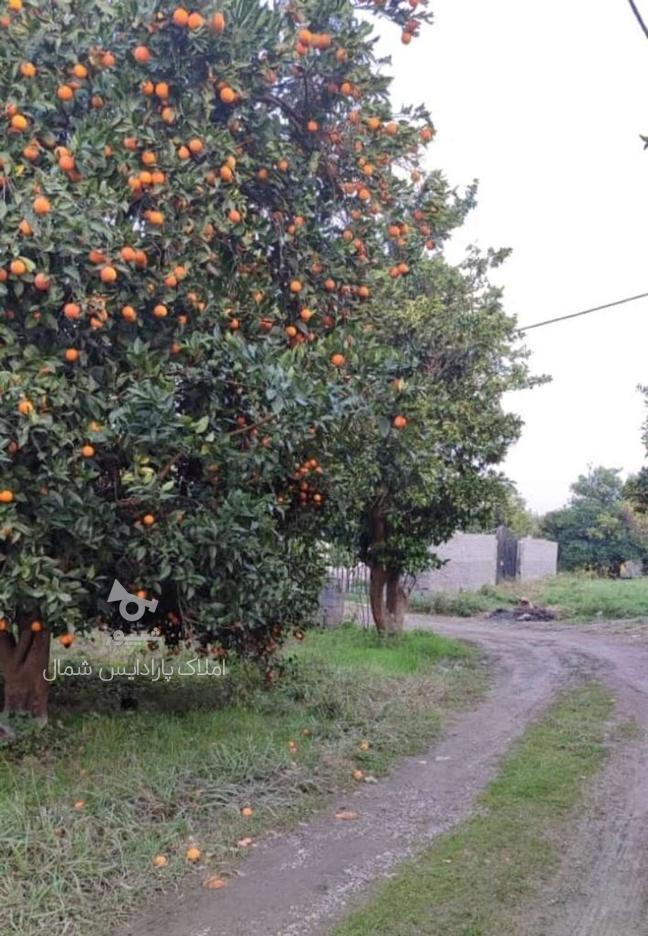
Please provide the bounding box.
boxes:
[377,0,648,513]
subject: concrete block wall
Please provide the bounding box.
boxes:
[517,537,558,582]
[414,533,498,594]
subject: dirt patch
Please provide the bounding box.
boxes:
[115,617,648,936]
[115,621,591,936]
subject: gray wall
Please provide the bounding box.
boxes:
[413,531,558,595]
[414,533,498,594]
[517,537,559,582]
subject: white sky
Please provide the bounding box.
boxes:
[378,0,648,513]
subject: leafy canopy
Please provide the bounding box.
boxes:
[0,0,441,661]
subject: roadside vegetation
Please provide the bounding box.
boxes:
[0,625,482,936]
[335,682,616,936]
[411,572,648,620]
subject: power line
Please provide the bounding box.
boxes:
[626,0,648,41]
[519,291,648,332]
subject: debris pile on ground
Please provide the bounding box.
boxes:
[489,596,556,622]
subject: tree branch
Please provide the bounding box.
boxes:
[627,0,648,40]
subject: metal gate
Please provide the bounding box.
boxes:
[496,526,518,582]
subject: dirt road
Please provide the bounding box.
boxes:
[117,618,648,936]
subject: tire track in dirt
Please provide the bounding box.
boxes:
[428,618,648,936]
[117,618,592,936]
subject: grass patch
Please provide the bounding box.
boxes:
[0,624,482,936]
[410,587,514,618]
[411,573,648,621]
[334,682,615,936]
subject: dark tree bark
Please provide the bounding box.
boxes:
[385,569,407,635]
[367,500,408,634]
[369,563,388,633]
[0,625,51,723]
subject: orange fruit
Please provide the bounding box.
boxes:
[203,876,227,890]
[187,12,204,29]
[133,45,151,64]
[161,106,175,124]
[172,7,189,26]
[64,348,80,363]
[121,305,137,322]
[352,769,365,781]
[212,11,226,32]
[57,84,74,101]
[10,114,28,131]
[142,514,155,526]
[185,846,202,862]
[146,210,164,226]
[219,86,235,104]
[401,30,412,45]
[73,63,88,79]
[120,246,137,263]
[18,399,33,415]
[155,81,169,99]
[152,304,168,318]
[30,620,43,633]
[152,854,168,868]
[324,278,336,291]
[73,799,86,811]
[0,490,14,504]
[101,52,116,67]
[23,143,39,160]
[307,120,318,132]
[228,208,241,223]
[392,415,407,429]
[59,633,75,647]
[20,61,36,78]
[188,138,203,155]
[330,353,346,367]
[88,248,107,264]
[141,150,156,166]
[177,144,190,160]
[10,259,26,276]
[241,806,254,817]
[420,126,434,142]
[81,445,95,458]
[35,270,50,287]
[59,153,75,172]
[34,196,51,215]
[64,302,81,320]
[220,165,233,182]
[100,265,117,284]
[289,279,302,293]
[299,307,314,322]
[285,325,297,338]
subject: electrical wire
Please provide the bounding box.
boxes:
[519,291,648,332]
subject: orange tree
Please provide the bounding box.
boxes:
[0,0,441,719]
[327,251,537,633]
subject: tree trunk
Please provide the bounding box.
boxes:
[369,565,408,635]
[369,564,388,633]
[385,570,407,635]
[366,500,408,634]
[0,626,51,723]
